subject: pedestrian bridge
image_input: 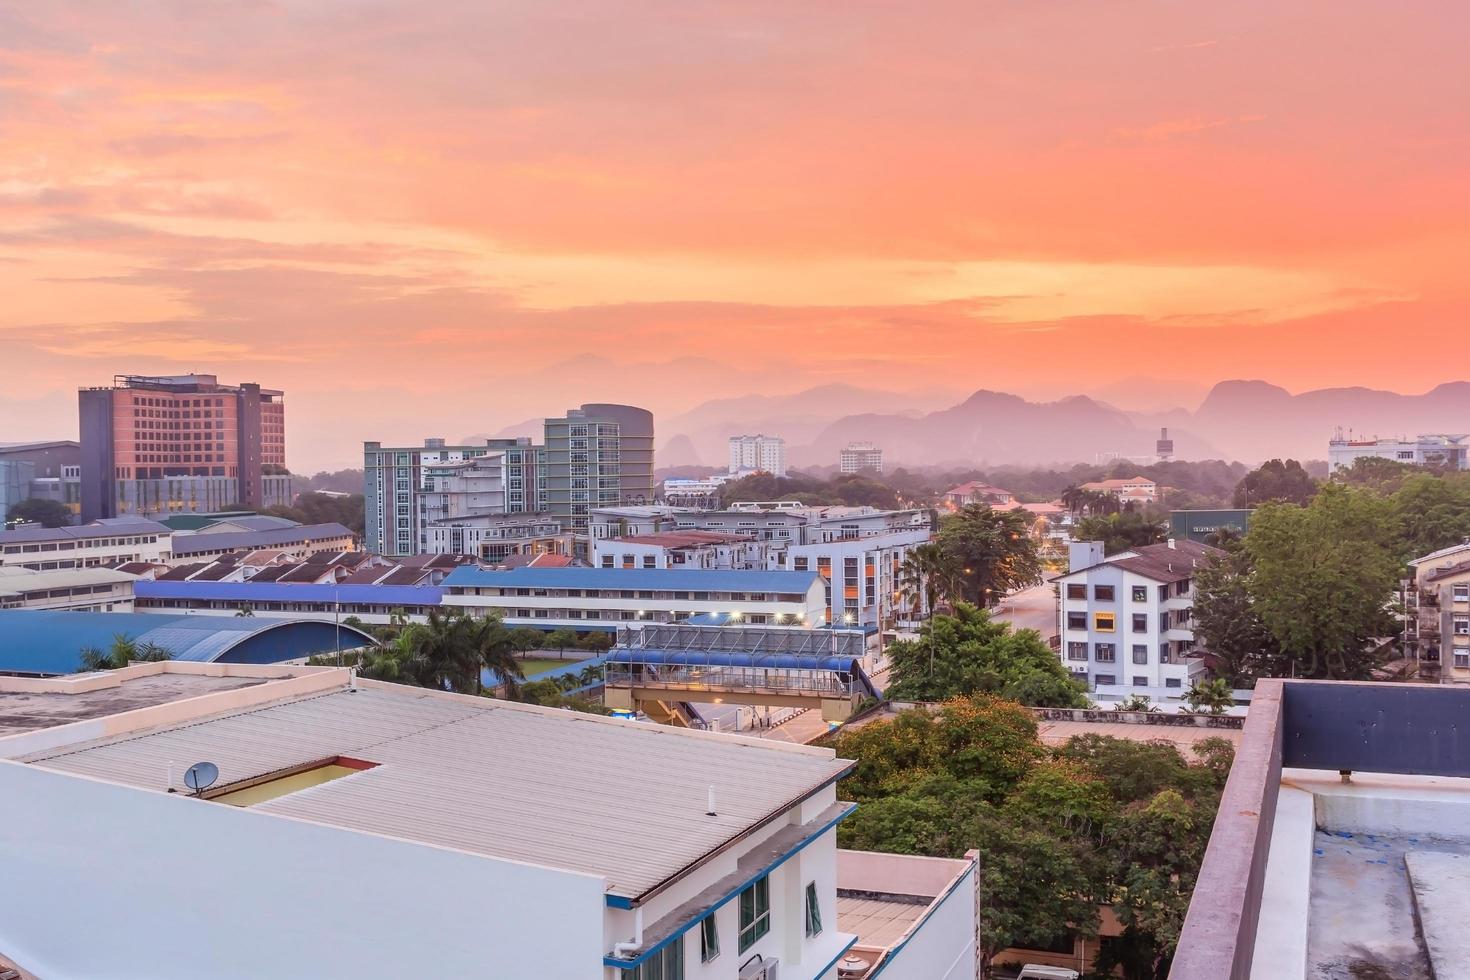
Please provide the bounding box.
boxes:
[604,624,881,722]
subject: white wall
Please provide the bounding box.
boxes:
[869,863,978,980]
[0,761,608,980]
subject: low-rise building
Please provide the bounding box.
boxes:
[1079,475,1159,503]
[0,566,137,613]
[135,579,444,625]
[594,531,766,570]
[1051,539,1220,700]
[1329,431,1470,472]
[839,442,883,475]
[661,476,730,509]
[0,517,171,570]
[940,482,1014,509]
[168,521,355,564]
[422,511,568,562]
[441,566,827,630]
[1405,541,1470,678]
[589,505,932,628]
[0,663,977,980]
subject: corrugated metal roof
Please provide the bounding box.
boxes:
[136,580,443,606]
[0,611,375,674]
[442,566,821,593]
[0,519,170,545]
[23,685,851,899]
[170,523,354,556]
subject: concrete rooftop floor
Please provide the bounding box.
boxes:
[0,673,266,736]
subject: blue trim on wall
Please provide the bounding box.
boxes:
[812,936,861,979]
[602,802,858,969]
[865,860,978,979]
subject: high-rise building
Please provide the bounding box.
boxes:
[727,433,788,477]
[79,375,287,522]
[543,404,655,533]
[839,441,883,475]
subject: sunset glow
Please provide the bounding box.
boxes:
[2,1,1467,468]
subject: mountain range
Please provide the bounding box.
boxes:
[655,380,1470,469]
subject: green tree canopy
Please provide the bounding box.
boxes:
[884,603,1087,707]
[1071,511,1168,555]
[6,497,71,528]
[1244,486,1399,678]
[1234,458,1317,507]
[934,505,1042,604]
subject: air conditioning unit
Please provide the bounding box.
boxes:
[739,956,780,980]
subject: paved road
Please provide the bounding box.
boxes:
[991,583,1057,640]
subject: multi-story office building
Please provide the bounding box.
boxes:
[839,442,883,475]
[1328,432,1470,473]
[0,441,82,523]
[441,566,827,630]
[364,438,546,556]
[365,410,654,555]
[543,404,655,533]
[1404,542,1470,678]
[78,375,287,521]
[729,434,788,477]
[0,518,172,570]
[0,663,978,980]
[1052,539,1220,700]
[590,504,933,628]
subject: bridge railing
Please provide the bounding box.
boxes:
[605,661,857,697]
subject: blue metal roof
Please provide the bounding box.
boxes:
[136,580,443,606]
[441,566,820,593]
[606,649,860,672]
[0,610,376,675]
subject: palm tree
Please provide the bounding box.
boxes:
[897,543,960,622]
[1060,485,1088,516]
[234,606,254,618]
[77,645,110,672]
[468,614,525,700]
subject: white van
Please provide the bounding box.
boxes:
[1016,967,1080,980]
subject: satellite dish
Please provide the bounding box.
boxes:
[183,761,219,796]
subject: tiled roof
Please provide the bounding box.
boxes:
[443,565,821,593]
[169,523,354,556]
[1054,539,1221,583]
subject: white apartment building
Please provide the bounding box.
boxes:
[729,434,788,477]
[420,455,508,523]
[1051,539,1220,701]
[839,443,883,475]
[1405,541,1470,679]
[0,518,171,571]
[589,506,934,628]
[0,566,137,612]
[662,476,730,509]
[0,663,978,980]
[1328,432,1470,473]
[441,566,828,630]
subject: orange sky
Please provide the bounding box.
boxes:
[1,1,1467,469]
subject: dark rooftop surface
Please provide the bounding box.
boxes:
[0,674,268,736]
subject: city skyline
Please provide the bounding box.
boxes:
[2,1,1467,469]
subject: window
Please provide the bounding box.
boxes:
[1067,641,1088,661]
[622,934,684,979]
[1457,653,1470,669]
[1132,644,1149,664]
[1133,676,1148,687]
[700,916,719,963]
[1096,674,1116,686]
[1094,612,1116,632]
[1066,583,1087,600]
[1457,617,1470,636]
[1131,586,1148,602]
[738,876,770,953]
[805,881,823,937]
[601,555,614,568]
[1165,677,1182,688]
[1094,585,1115,601]
[1094,643,1116,663]
[1455,585,1470,602]
[1132,614,1148,633]
[1067,611,1087,630]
